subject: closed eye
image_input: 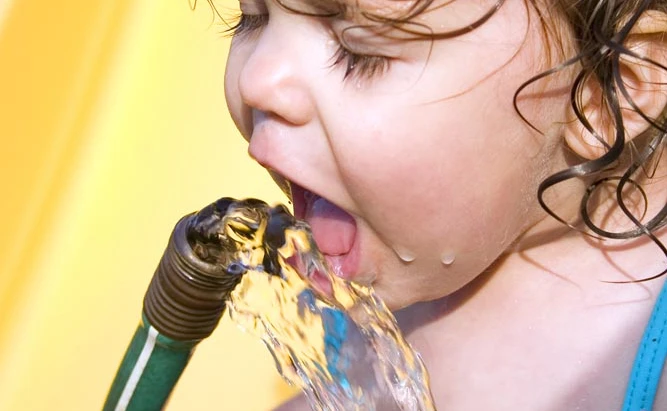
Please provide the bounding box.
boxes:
[226,12,391,82]
[330,44,390,80]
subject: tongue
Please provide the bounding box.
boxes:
[305,196,356,256]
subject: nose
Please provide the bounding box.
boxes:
[236,24,316,127]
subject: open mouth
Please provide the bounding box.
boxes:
[290,183,360,280]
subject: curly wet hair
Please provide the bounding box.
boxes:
[203,0,667,280]
[527,0,667,281]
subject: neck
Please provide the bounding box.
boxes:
[395,223,667,410]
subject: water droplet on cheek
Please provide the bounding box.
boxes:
[440,252,456,266]
[392,245,416,263]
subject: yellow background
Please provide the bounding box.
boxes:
[0,0,295,409]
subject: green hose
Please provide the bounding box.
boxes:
[103,198,244,411]
[102,315,197,411]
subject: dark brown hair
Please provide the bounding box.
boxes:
[529,0,667,281]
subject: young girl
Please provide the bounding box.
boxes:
[221,0,667,409]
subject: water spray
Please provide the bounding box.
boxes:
[103,197,435,410]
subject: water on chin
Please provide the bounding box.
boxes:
[222,200,436,411]
[392,244,417,263]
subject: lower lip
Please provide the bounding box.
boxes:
[323,233,361,282]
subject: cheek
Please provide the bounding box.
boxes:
[329,96,546,257]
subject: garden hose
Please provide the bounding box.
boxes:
[103,197,244,411]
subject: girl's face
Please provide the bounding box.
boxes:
[225,0,576,309]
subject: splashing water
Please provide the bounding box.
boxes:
[216,200,435,410]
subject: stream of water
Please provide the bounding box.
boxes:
[216,200,435,410]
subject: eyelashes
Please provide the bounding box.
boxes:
[329,43,389,80]
[227,13,390,81]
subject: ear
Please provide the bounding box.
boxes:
[564,10,667,160]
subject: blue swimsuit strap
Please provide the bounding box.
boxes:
[623,278,667,411]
